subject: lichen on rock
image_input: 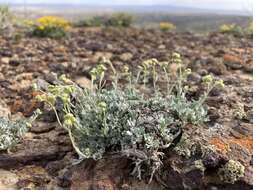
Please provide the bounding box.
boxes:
[218,160,245,184]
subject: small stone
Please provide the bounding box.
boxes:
[231,123,253,137]
[37,79,50,90]
[0,73,4,80]
[75,77,91,89]
[158,44,166,49]
[0,99,10,118]
[228,142,252,164]
[45,72,58,84]
[1,57,10,64]
[223,54,243,70]
[187,73,201,83]
[208,62,227,75]
[208,107,220,121]
[243,61,253,73]
[198,69,208,76]
[10,79,31,91]
[0,169,19,190]
[106,44,114,50]
[119,53,133,62]
[91,52,113,63]
[30,122,56,134]
[244,166,253,185]
[203,152,222,168]
[9,55,21,66]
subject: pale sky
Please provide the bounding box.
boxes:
[0,0,252,11]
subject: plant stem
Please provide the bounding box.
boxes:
[135,70,141,84]
[163,67,170,95]
[152,65,157,93]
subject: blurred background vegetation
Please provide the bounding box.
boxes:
[0,2,250,32]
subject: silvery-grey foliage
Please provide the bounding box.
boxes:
[0,117,28,150]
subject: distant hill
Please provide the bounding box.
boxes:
[10,4,249,16]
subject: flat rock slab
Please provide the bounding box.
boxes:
[0,169,18,190]
[0,125,72,169]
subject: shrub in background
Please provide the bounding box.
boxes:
[75,13,133,28]
[74,16,105,27]
[159,22,176,32]
[219,24,243,36]
[0,5,14,36]
[31,16,70,38]
[105,13,133,27]
[248,22,253,36]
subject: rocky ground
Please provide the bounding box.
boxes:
[0,28,253,190]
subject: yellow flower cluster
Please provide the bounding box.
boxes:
[159,22,176,31]
[36,16,70,31]
[249,22,253,31]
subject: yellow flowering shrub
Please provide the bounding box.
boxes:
[32,16,70,38]
[159,22,176,32]
[219,24,243,35]
[248,22,253,32]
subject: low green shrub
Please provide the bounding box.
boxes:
[75,13,133,28]
[36,54,224,181]
[105,13,133,27]
[74,16,105,27]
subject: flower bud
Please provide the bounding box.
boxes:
[184,85,189,91]
[59,74,72,84]
[202,75,213,84]
[35,109,42,115]
[46,94,56,105]
[185,68,192,75]
[172,52,181,59]
[215,79,225,88]
[64,113,76,126]
[32,83,38,91]
[150,58,159,66]
[98,101,107,112]
[61,94,70,105]
[36,94,46,102]
[172,53,182,65]
[123,65,129,73]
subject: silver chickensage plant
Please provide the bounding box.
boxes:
[0,110,40,150]
[36,53,225,182]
